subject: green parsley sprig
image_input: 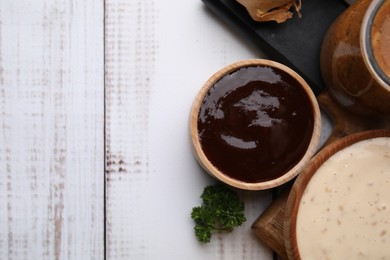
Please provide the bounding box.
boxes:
[191,184,246,243]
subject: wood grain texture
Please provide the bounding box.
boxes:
[252,188,290,260]
[0,1,104,259]
[0,0,335,259]
[104,0,156,258]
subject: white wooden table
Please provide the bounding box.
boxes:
[0,1,331,259]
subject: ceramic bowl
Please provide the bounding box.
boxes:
[190,59,321,190]
[285,129,390,259]
[320,0,390,117]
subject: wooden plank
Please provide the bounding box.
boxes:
[0,1,104,259]
[105,0,273,259]
[104,0,156,258]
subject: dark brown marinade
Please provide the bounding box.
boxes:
[198,65,314,183]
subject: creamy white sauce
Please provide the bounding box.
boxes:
[297,137,390,259]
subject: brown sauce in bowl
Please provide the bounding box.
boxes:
[197,65,314,183]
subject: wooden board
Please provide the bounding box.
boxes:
[1,0,276,259]
[0,0,338,259]
[0,0,105,259]
[104,0,158,258]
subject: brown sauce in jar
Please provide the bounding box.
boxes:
[371,0,390,78]
[197,65,314,183]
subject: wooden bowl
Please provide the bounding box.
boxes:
[190,59,321,190]
[285,129,390,259]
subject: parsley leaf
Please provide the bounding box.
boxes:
[191,184,246,243]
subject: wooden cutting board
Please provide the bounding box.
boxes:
[251,90,390,259]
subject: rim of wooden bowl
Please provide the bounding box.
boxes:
[189,59,322,190]
[284,129,390,259]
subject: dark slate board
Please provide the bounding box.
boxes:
[202,0,348,95]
